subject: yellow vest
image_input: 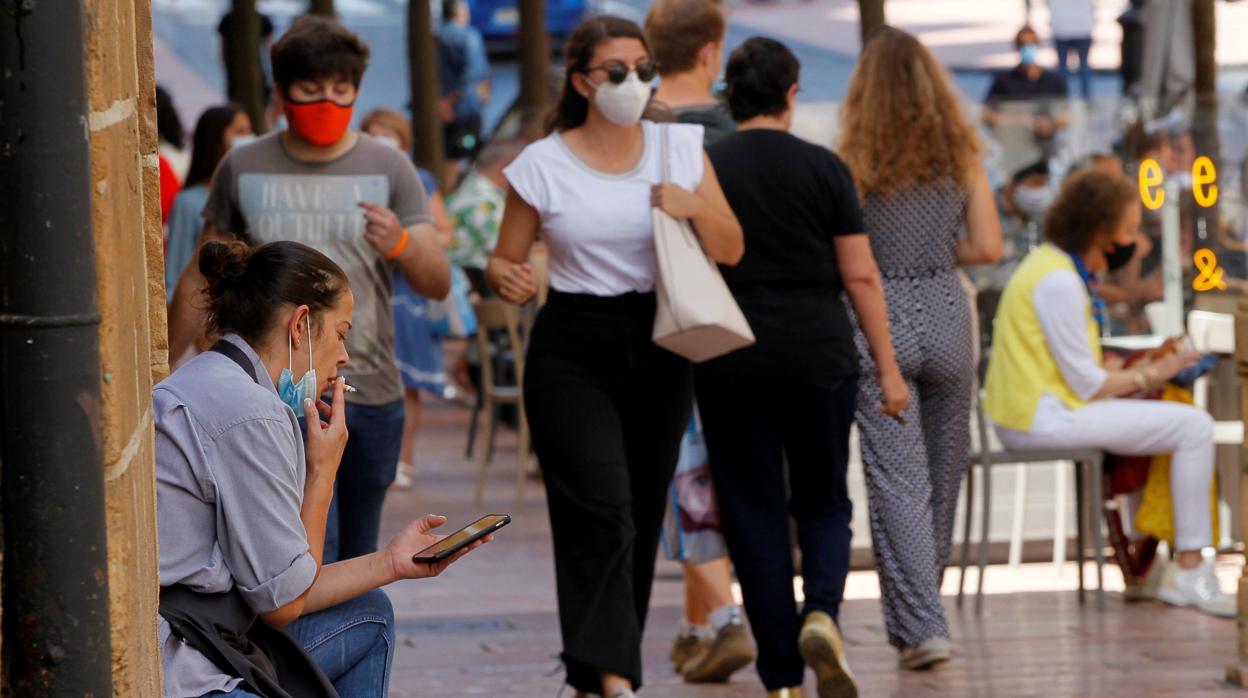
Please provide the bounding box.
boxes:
[984,244,1102,432]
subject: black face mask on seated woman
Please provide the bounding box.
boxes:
[1104,241,1137,272]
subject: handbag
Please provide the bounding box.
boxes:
[651,124,755,362]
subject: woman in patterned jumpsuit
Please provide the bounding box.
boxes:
[838,27,1003,670]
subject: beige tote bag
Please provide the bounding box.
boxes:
[651,125,755,362]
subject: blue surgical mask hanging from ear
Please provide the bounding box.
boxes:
[277,316,318,413]
[1019,43,1039,67]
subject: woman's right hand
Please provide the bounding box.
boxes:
[304,376,349,481]
[495,260,536,305]
[1148,350,1203,383]
[385,514,491,581]
[877,366,911,420]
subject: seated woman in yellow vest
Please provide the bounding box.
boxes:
[984,168,1232,618]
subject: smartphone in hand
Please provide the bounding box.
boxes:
[411,514,510,564]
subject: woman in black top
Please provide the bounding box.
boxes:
[698,38,907,698]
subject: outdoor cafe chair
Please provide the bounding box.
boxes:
[471,298,532,509]
[956,380,1107,614]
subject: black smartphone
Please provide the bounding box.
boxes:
[411,514,510,564]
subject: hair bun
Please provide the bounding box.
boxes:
[198,239,250,287]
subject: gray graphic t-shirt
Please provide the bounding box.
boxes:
[203,132,431,406]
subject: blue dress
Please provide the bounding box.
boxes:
[391,169,447,394]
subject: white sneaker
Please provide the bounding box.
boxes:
[390,461,415,490]
[1155,561,1235,618]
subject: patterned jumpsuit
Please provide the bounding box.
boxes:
[849,182,975,649]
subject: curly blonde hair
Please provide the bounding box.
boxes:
[838,27,981,196]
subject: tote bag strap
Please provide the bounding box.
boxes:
[660,123,671,184]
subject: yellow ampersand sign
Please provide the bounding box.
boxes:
[1193,248,1228,291]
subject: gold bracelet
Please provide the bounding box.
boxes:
[1133,370,1150,392]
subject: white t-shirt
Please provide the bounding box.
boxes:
[503,120,705,296]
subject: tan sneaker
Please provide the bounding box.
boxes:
[682,622,756,683]
[669,633,706,673]
[898,636,951,671]
[799,611,858,698]
[767,689,806,698]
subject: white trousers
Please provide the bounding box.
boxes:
[996,395,1215,551]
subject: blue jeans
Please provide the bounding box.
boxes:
[205,589,395,698]
[1055,37,1093,99]
[324,399,406,563]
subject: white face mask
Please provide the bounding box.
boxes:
[589,72,651,126]
[229,133,257,150]
[1013,184,1054,219]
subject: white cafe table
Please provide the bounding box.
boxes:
[1100,334,1167,353]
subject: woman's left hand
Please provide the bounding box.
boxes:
[385,514,491,581]
[651,183,703,220]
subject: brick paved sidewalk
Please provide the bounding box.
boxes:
[380,400,1240,697]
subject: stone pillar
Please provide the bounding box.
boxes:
[84,0,167,693]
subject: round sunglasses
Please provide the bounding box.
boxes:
[584,60,659,85]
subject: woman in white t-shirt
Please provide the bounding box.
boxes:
[487,15,742,698]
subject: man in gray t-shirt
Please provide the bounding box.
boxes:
[169,15,450,562]
[202,132,431,404]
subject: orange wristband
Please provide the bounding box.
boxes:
[385,228,411,261]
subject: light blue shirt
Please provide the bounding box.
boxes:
[165,185,209,301]
[155,333,316,696]
[437,22,490,121]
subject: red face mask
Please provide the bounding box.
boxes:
[283,99,354,147]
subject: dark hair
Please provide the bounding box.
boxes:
[645,0,725,75]
[199,240,350,342]
[1044,169,1138,254]
[1014,25,1038,49]
[185,104,246,189]
[271,15,371,92]
[442,0,462,22]
[1011,158,1049,184]
[156,85,185,149]
[547,16,651,133]
[723,37,800,122]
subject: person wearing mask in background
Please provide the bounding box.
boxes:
[838,27,1002,672]
[982,26,1069,159]
[489,16,743,697]
[169,16,451,564]
[361,108,456,491]
[437,0,491,189]
[166,104,254,308]
[1049,0,1096,100]
[644,0,754,685]
[700,37,907,698]
[998,160,1054,275]
[157,85,187,224]
[157,240,485,697]
[1004,160,1053,227]
[986,168,1234,619]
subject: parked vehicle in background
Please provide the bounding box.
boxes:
[468,0,588,52]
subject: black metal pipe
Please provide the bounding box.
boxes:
[0,0,114,694]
